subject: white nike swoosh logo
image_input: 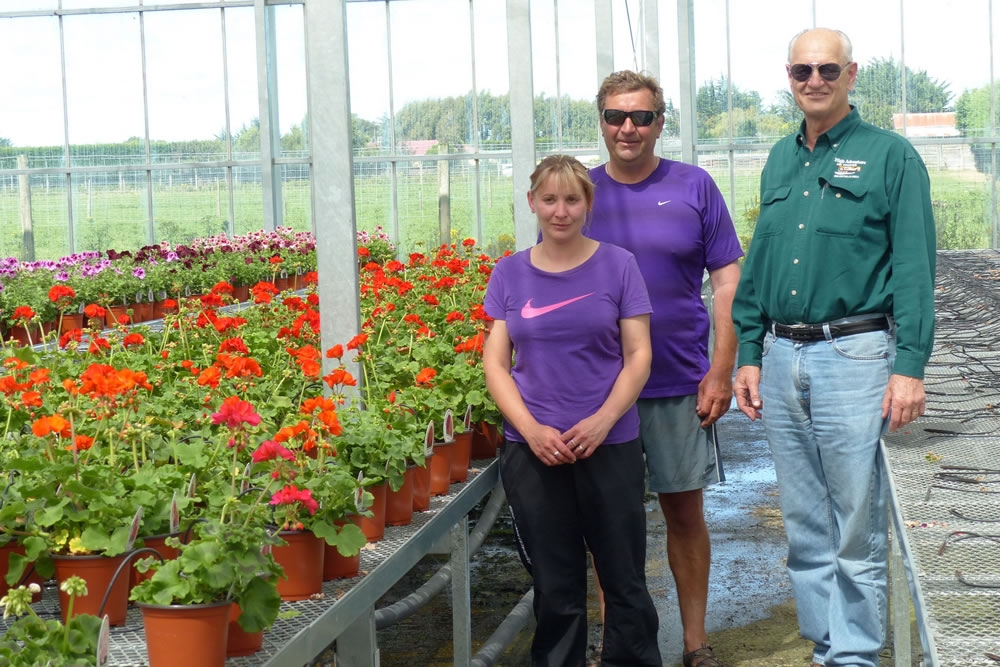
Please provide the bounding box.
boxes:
[520,293,594,319]
[657,200,671,206]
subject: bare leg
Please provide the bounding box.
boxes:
[660,489,711,653]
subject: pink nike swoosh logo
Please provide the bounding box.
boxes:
[521,293,594,318]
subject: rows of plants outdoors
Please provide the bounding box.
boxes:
[0,225,501,665]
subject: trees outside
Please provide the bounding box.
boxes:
[851,57,953,130]
[0,137,11,148]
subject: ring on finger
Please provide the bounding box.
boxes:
[553,450,560,458]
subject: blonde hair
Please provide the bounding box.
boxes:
[528,155,595,208]
[787,28,853,63]
[596,70,666,116]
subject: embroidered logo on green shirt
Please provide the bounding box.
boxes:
[833,157,865,178]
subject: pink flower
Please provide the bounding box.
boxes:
[269,484,318,515]
[252,440,295,463]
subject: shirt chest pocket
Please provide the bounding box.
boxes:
[755,186,792,238]
[815,178,869,237]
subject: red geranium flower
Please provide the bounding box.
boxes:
[270,484,319,515]
[211,396,261,430]
[252,440,295,463]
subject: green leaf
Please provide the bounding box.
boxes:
[235,576,281,633]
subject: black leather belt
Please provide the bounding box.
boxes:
[771,315,891,343]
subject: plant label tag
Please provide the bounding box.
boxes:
[169,492,180,535]
[188,473,197,498]
[464,404,473,430]
[126,507,143,551]
[354,471,369,513]
[425,421,435,458]
[96,615,110,665]
[444,409,455,443]
[241,462,253,493]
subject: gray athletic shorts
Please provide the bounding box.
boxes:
[638,395,721,494]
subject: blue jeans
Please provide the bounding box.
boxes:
[760,329,894,667]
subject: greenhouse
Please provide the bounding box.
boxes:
[0,0,999,665]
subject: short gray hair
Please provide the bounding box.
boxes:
[787,28,853,63]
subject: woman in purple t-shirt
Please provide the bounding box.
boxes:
[483,155,661,666]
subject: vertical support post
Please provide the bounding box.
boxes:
[334,607,379,667]
[438,147,451,246]
[677,0,698,164]
[594,0,613,165]
[506,0,536,251]
[17,155,34,262]
[451,517,472,666]
[890,514,912,667]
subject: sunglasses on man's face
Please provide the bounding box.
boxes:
[787,62,850,82]
[602,109,659,127]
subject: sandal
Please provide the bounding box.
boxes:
[682,644,729,667]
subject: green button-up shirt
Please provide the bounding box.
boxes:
[733,108,936,379]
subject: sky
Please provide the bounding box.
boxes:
[0,0,996,147]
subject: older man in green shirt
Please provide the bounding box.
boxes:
[732,28,935,667]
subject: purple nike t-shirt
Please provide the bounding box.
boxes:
[588,160,744,398]
[484,243,652,445]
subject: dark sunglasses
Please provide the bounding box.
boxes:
[602,109,659,127]
[788,62,850,82]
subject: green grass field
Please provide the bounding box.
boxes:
[0,162,992,262]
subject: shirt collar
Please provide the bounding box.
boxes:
[795,106,860,151]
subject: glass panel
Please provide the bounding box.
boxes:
[225,7,259,159]
[930,166,991,249]
[274,4,308,159]
[728,1,808,143]
[396,160,440,252]
[478,158,514,254]
[63,14,145,158]
[354,161,392,241]
[233,165,263,235]
[658,7,680,140]
[0,173,69,260]
[72,171,148,254]
[60,0,133,8]
[347,2,389,157]
[152,168,230,245]
[280,163,310,232]
[556,0,597,151]
[145,10,226,152]
[390,0,473,154]
[473,0,509,152]
[0,17,63,149]
[0,1,58,10]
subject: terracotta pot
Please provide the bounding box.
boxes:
[227,602,263,657]
[471,421,500,459]
[151,300,166,320]
[140,599,232,667]
[324,516,363,581]
[450,431,472,484]
[232,284,250,303]
[274,276,292,292]
[58,312,84,335]
[429,442,454,497]
[0,541,44,601]
[6,324,32,347]
[411,459,431,512]
[134,300,153,322]
[131,533,182,590]
[104,304,130,327]
[385,469,414,527]
[358,482,387,542]
[271,530,324,601]
[52,552,132,626]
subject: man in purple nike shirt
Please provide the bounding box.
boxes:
[587,70,743,667]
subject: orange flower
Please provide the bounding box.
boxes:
[196,366,222,388]
[48,285,76,306]
[415,367,437,387]
[322,367,357,389]
[123,333,145,348]
[83,303,106,319]
[67,434,94,452]
[346,333,368,350]
[88,337,111,354]
[12,306,35,321]
[325,344,344,360]
[32,414,71,438]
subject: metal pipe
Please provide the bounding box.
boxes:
[374,483,507,629]
[469,589,534,667]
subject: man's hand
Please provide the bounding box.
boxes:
[882,374,926,432]
[697,363,733,427]
[733,366,762,421]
